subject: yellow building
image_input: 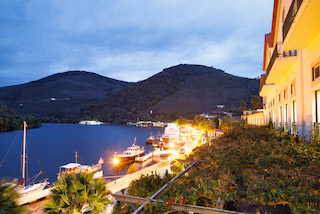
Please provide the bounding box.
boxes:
[242,110,265,126]
[260,0,320,136]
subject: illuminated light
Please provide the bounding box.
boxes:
[113,157,119,165]
[169,143,175,148]
[173,150,178,157]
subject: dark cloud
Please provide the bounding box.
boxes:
[0,0,273,86]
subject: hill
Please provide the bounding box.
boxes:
[0,71,130,119]
[82,64,260,122]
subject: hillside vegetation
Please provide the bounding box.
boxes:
[82,64,259,122]
[0,65,259,122]
[121,123,320,213]
[0,102,40,131]
[0,71,130,120]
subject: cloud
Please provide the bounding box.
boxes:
[0,0,273,87]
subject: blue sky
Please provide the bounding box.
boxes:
[0,0,273,87]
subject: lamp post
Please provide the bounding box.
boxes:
[113,157,119,183]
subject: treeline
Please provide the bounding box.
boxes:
[0,102,41,132]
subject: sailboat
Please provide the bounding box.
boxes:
[13,121,48,195]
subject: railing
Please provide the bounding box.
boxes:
[265,42,297,79]
[314,122,320,137]
[260,74,266,91]
[279,122,282,129]
[284,122,289,132]
[283,0,304,42]
[266,43,278,77]
[292,122,297,135]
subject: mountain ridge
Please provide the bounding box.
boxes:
[0,65,260,122]
[81,64,260,122]
[0,70,130,118]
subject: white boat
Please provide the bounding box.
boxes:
[115,138,145,162]
[58,157,104,179]
[163,123,180,141]
[79,120,102,125]
[146,132,155,144]
[14,121,48,195]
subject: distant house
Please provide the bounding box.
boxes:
[211,129,224,140]
[241,109,265,126]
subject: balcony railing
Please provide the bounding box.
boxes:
[265,42,297,79]
[260,74,266,91]
[283,0,304,42]
[266,43,279,77]
[292,122,297,135]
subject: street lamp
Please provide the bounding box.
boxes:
[113,157,119,183]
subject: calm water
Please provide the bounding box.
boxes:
[0,123,163,183]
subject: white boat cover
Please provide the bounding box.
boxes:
[60,163,81,169]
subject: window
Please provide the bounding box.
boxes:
[279,106,282,123]
[316,91,320,122]
[291,83,295,95]
[313,65,320,81]
[273,99,275,106]
[284,104,288,123]
[279,93,282,102]
[284,89,287,99]
[292,100,296,122]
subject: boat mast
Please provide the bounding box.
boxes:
[75,152,78,163]
[22,121,27,187]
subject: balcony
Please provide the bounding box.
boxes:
[282,0,320,50]
[283,0,304,42]
[265,42,297,84]
[260,74,266,91]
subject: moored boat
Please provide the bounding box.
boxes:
[1,121,49,196]
[146,132,155,144]
[115,138,145,162]
[58,157,104,179]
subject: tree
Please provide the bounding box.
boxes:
[240,101,247,111]
[0,180,26,214]
[127,163,138,174]
[251,95,261,109]
[45,173,111,214]
[174,118,188,127]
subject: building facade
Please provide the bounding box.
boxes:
[260,0,320,137]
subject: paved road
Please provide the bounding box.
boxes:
[107,161,170,193]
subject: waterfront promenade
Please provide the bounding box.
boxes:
[107,161,170,193]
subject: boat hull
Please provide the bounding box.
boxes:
[116,151,145,163]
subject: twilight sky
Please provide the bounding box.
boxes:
[0,0,273,87]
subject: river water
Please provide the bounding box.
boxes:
[0,123,164,184]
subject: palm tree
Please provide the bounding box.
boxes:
[240,101,247,111]
[251,95,261,109]
[45,173,111,214]
[0,180,26,214]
